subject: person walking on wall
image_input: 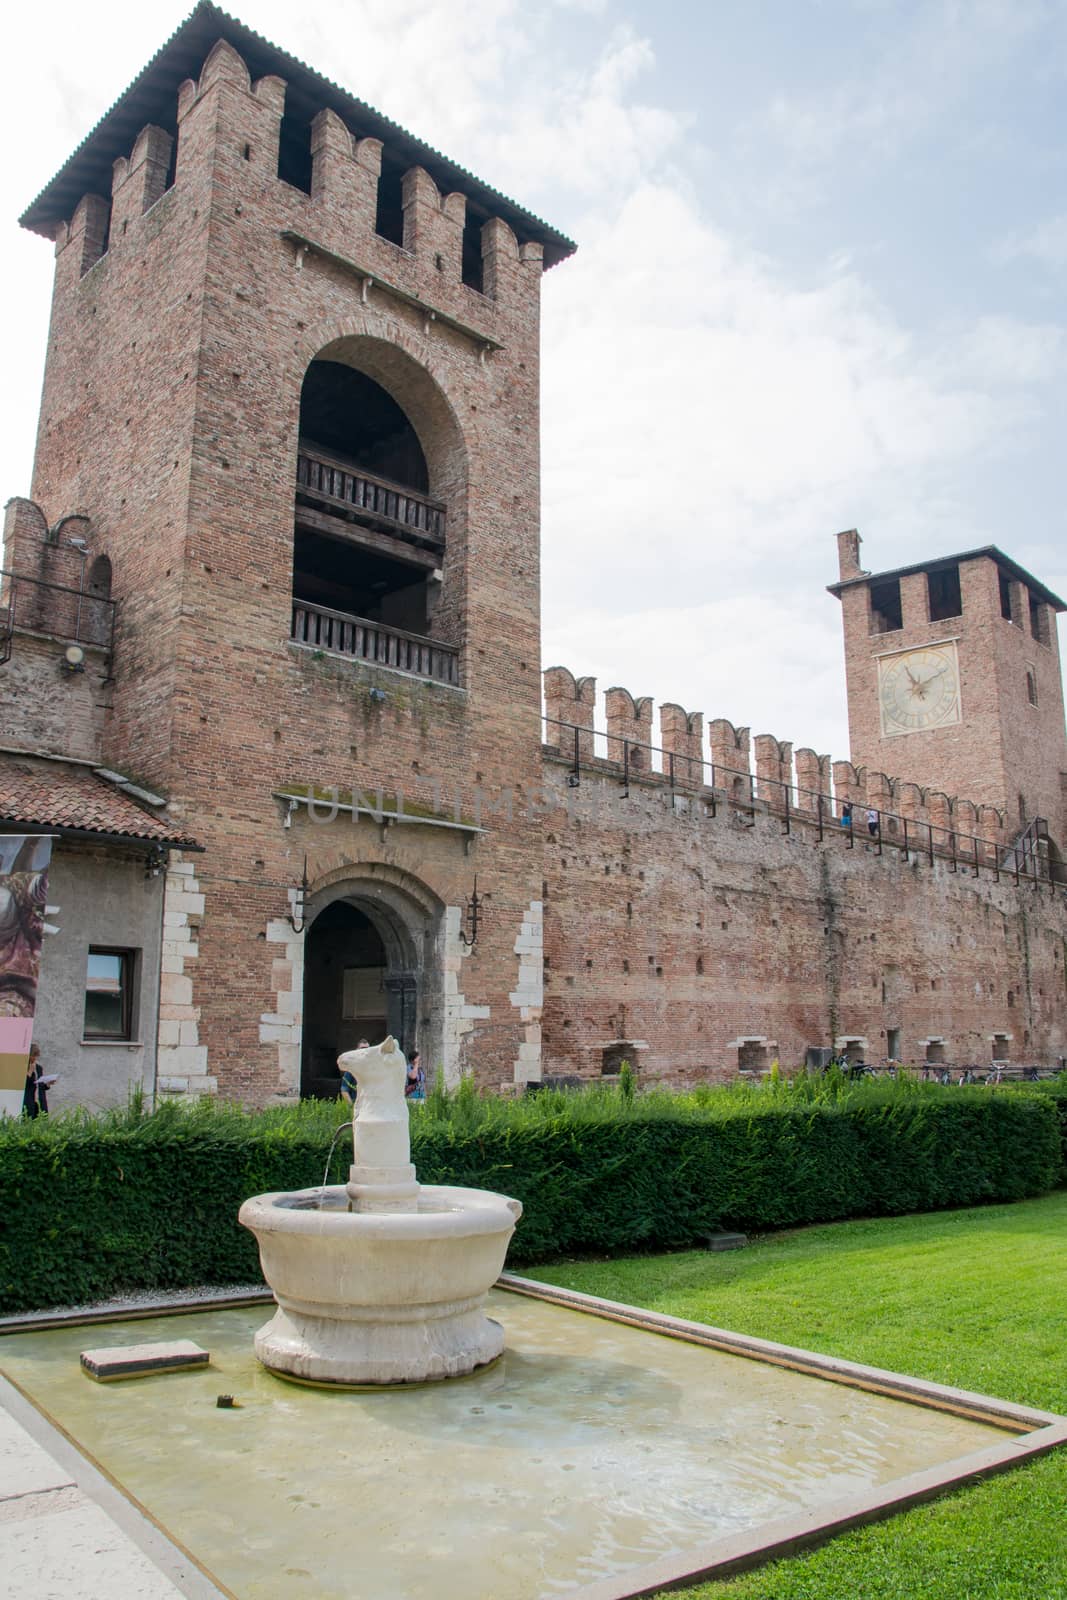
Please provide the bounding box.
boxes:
[866,807,880,838]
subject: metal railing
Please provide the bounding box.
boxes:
[542,715,1063,888]
[0,569,115,665]
[295,444,446,548]
[291,600,459,686]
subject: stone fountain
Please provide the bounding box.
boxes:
[239,1037,521,1385]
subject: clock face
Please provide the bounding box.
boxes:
[878,644,961,736]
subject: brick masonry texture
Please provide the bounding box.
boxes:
[6,23,1067,1102]
[539,705,1067,1079]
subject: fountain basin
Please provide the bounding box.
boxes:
[239,1183,522,1385]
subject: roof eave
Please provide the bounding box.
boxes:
[827,545,1066,612]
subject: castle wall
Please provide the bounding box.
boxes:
[541,680,1067,1081]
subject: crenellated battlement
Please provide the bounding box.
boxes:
[543,667,1014,861]
[37,19,566,319]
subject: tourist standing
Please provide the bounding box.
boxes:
[405,1050,425,1103]
[22,1043,48,1119]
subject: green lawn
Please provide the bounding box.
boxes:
[531,1191,1067,1600]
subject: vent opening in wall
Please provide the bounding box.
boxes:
[1026,670,1038,706]
[601,1043,632,1077]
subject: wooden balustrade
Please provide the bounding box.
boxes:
[296,445,446,547]
[291,601,459,686]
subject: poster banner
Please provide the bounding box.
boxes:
[0,835,52,1092]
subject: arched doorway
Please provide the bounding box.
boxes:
[299,873,436,1100]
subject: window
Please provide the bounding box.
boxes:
[1029,593,1050,646]
[461,206,485,292]
[83,948,137,1041]
[992,1034,1010,1063]
[886,1027,901,1060]
[738,1040,769,1072]
[277,110,312,194]
[869,579,902,634]
[374,157,405,246]
[925,1040,945,1064]
[999,570,1014,622]
[927,564,962,622]
[1026,669,1038,707]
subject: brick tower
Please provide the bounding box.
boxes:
[830,530,1067,856]
[14,5,574,1100]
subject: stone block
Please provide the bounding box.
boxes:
[81,1340,210,1381]
[160,973,193,1006]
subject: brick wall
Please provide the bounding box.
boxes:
[541,677,1067,1080]
[27,36,550,1099]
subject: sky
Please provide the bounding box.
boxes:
[2,0,1066,766]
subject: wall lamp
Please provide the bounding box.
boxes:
[459,876,482,949]
[287,856,309,933]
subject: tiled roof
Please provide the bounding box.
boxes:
[0,755,199,848]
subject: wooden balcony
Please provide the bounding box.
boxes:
[295,444,446,553]
[291,600,459,687]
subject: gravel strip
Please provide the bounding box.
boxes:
[0,1285,271,1334]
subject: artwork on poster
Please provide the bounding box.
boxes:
[0,834,53,1094]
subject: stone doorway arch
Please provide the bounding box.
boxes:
[299,864,444,1100]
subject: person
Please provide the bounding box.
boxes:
[404,1049,425,1102]
[340,1038,370,1104]
[840,802,852,830]
[866,807,879,838]
[22,1043,49,1119]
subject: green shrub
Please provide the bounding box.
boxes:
[0,1079,1059,1313]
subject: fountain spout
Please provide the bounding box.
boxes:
[340,1036,421,1213]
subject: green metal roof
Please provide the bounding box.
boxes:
[19,2,577,268]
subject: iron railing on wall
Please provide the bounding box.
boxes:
[542,715,1063,889]
[0,569,115,667]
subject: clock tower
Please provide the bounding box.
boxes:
[829,530,1067,854]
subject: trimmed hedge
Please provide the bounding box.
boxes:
[0,1084,1061,1314]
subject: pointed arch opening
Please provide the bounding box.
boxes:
[291,336,466,686]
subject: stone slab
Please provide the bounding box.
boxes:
[0,1497,187,1599]
[0,1408,74,1499]
[80,1341,209,1382]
